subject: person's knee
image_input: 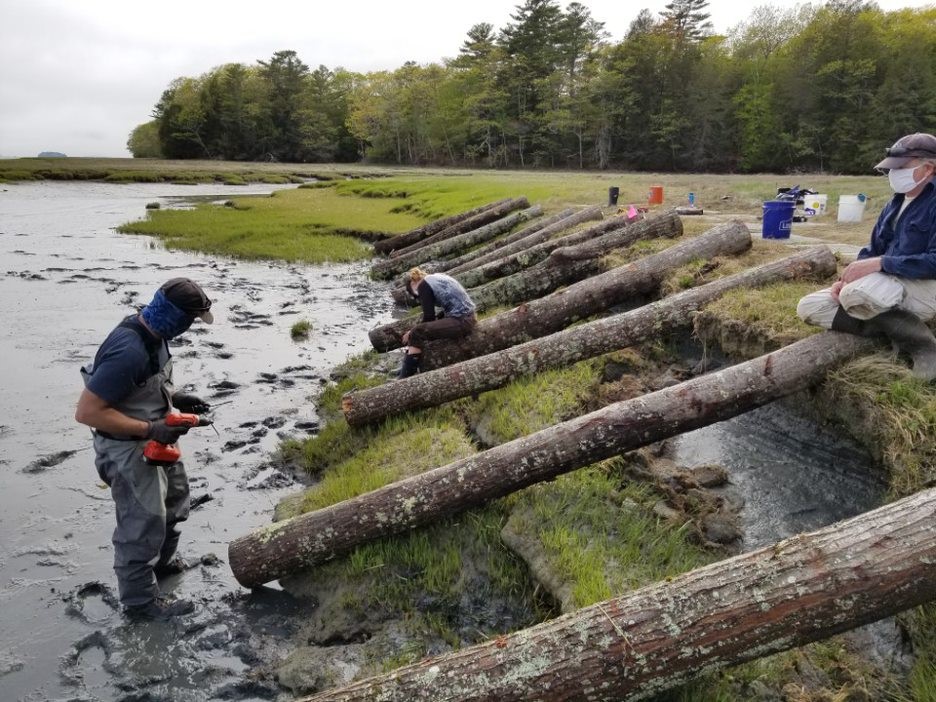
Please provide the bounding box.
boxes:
[796,291,836,328]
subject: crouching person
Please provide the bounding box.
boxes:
[797,132,936,381]
[398,267,477,378]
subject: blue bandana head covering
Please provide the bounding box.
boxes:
[140,289,195,339]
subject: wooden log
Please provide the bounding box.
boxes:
[419,219,748,370]
[228,331,876,588]
[389,209,614,308]
[468,211,680,312]
[455,214,635,291]
[299,485,936,702]
[370,203,538,281]
[344,246,836,426]
[446,205,606,277]
[389,197,529,261]
[430,208,578,273]
[367,213,689,354]
[373,198,513,255]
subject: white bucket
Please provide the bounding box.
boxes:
[803,194,827,217]
[837,194,866,223]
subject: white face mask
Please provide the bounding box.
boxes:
[888,166,925,194]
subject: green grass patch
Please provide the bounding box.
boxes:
[117,187,426,263]
[511,467,714,609]
[822,355,936,498]
[290,319,312,340]
[465,359,601,445]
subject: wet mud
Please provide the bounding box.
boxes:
[0,182,394,701]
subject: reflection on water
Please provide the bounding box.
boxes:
[673,401,885,550]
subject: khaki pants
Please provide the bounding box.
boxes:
[797,273,936,329]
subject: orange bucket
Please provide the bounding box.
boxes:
[648,185,664,205]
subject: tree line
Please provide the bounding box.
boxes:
[128,0,936,174]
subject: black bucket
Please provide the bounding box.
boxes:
[608,186,620,206]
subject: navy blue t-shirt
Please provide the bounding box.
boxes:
[85,317,169,406]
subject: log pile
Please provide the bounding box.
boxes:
[229,332,875,587]
[370,197,531,280]
[372,198,514,255]
[366,211,691,355]
[344,246,837,425]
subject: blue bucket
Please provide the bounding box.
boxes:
[762,200,795,239]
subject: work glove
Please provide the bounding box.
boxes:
[146,419,190,445]
[171,392,210,414]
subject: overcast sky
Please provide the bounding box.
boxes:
[0,0,932,158]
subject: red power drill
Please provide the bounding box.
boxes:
[143,413,214,465]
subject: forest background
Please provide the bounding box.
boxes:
[127,0,936,174]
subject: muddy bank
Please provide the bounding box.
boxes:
[0,181,395,701]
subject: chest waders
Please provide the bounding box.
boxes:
[81,319,191,607]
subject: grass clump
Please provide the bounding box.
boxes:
[466,359,601,445]
[290,319,312,340]
[509,466,714,609]
[117,186,425,263]
[821,354,936,498]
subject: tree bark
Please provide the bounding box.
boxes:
[419,219,747,369]
[298,485,936,702]
[389,208,613,308]
[446,206,606,277]
[367,215,688,354]
[372,198,513,255]
[391,196,529,259]
[453,213,632,291]
[370,202,537,281]
[345,247,836,426]
[228,332,876,588]
[466,211,681,312]
[431,208,579,274]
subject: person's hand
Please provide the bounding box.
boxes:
[146,419,190,445]
[840,257,881,284]
[172,392,210,414]
[830,280,844,302]
[401,330,410,345]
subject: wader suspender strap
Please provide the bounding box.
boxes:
[117,318,163,380]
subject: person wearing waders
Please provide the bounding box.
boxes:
[797,132,936,381]
[75,278,214,620]
[398,267,477,378]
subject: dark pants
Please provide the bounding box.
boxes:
[408,314,476,348]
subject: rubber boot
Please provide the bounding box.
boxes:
[397,353,422,379]
[830,306,867,335]
[864,309,936,381]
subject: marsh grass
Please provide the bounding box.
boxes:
[514,467,714,608]
[465,359,601,445]
[117,187,425,263]
[289,319,312,339]
[822,355,936,498]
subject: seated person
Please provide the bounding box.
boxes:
[796,132,936,381]
[398,267,477,378]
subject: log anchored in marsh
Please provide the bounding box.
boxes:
[367,211,689,354]
[370,197,531,280]
[344,246,837,426]
[373,197,513,255]
[228,331,876,588]
[297,485,936,701]
[419,219,750,370]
